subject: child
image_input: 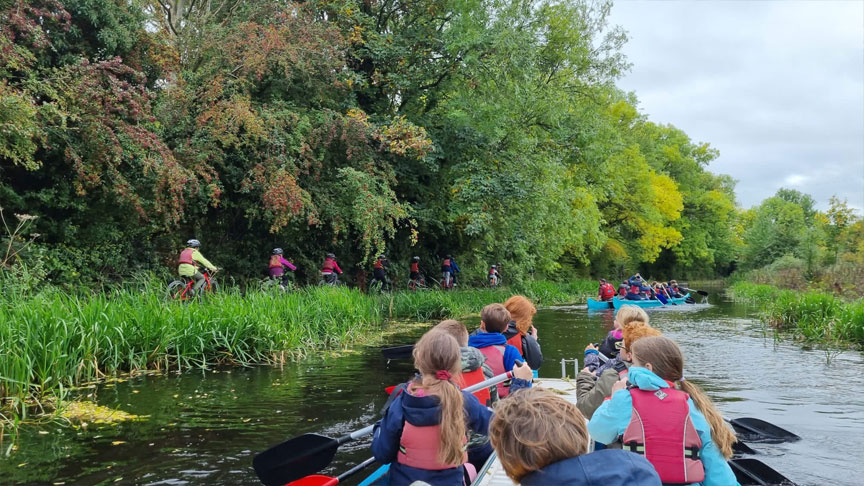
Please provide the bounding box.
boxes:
[268,248,297,288]
[468,304,524,398]
[433,320,497,406]
[489,388,661,485]
[588,336,738,486]
[433,319,497,472]
[320,252,342,284]
[577,321,661,419]
[503,296,543,370]
[590,305,649,366]
[371,330,532,486]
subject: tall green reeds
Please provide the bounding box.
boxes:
[0,280,592,425]
[729,281,864,347]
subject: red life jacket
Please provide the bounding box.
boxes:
[321,258,336,273]
[489,268,496,275]
[410,262,419,273]
[618,287,627,297]
[622,387,705,484]
[458,368,491,406]
[629,284,642,294]
[478,345,508,397]
[269,255,283,269]
[600,283,615,300]
[396,389,468,471]
[178,248,196,266]
[506,333,524,356]
[442,258,451,268]
[374,260,384,270]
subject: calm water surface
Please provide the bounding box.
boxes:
[2,290,862,485]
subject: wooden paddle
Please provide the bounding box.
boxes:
[253,370,518,486]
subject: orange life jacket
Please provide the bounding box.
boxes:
[269,255,283,269]
[458,368,491,406]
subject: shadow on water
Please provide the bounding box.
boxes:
[2,287,862,485]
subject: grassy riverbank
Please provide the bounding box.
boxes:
[0,280,593,426]
[728,282,864,347]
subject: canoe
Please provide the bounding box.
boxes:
[587,297,614,310]
[357,378,580,486]
[612,293,690,309]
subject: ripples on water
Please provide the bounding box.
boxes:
[2,292,862,485]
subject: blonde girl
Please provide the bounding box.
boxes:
[588,336,737,485]
[371,330,532,485]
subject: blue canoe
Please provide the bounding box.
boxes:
[612,293,690,309]
[587,297,614,310]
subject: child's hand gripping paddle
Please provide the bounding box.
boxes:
[253,370,518,486]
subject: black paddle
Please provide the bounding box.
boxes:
[253,371,518,486]
[728,417,801,443]
[380,344,414,360]
[729,458,797,485]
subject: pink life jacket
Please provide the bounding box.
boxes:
[321,257,336,273]
[622,387,705,484]
[478,345,508,397]
[396,388,468,471]
[178,248,196,266]
[269,255,283,269]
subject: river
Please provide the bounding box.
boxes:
[2,289,862,485]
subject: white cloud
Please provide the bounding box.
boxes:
[607,0,864,211]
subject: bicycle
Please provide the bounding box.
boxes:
[318,272,343,286]
[166,269,218,301]
[489,273,502,288]
[368,275,392,293]
[262,275,294,293]
[441,272,458,290]
[407,275,429,291]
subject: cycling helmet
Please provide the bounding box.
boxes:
[491,265,497,269]
[412,256,420,262]
[186,239,201,248]
[326,253,336,259]
[273,248,283,255]
[378,254,386,260]
[446,254,452,259]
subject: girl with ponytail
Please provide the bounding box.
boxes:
[372,329,533,485]
[588,336,738,486]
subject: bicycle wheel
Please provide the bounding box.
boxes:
[262,278,282,293]
[166,280,190,301]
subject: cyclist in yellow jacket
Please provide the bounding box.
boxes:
[177,239,218,294]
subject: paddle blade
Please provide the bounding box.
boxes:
[729,458,796,485]
[286,475,339,486]
[732,440,757,456]
[253,433,338,486]
[731,418,800,442]
[380,345,414,360]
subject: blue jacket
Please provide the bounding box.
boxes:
[587,367,739,486]
[468,332,524,371]
[520,449,661,485]
[449,259,460,274]
[372,379,531,486]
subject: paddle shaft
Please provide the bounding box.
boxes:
[337,456,377,482]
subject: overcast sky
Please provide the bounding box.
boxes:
[607,0,864,212]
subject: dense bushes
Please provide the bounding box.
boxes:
[728,282,864,347]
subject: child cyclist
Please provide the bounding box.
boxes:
[490,388,661,485]
[320,252,342,284]
[177,239,218,294]
[267,248,296,289]
[409,256,424,288]
[372,329,533,486]
[441,254,460,289]
[588,336,738,485]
